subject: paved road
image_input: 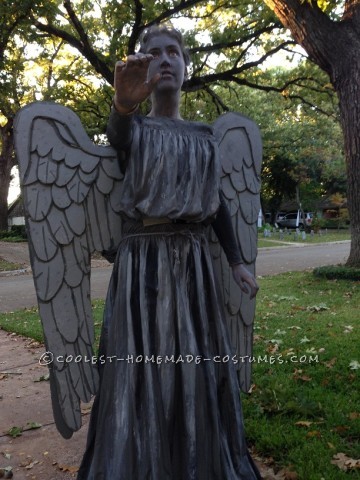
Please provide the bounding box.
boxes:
[0,241,351,313]
[256,241,350,276]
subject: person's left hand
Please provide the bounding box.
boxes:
[231,263,259,299]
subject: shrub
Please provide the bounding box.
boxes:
[0,225,27,241]
[313,265,360,281]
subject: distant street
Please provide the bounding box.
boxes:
[256,241,350,276]
[0,241,351,313]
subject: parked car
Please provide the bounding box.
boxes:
[275,211,287,223]
[276,212,313,229]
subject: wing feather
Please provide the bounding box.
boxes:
[27,218,58,261]
[52,184,71,209]
[14,101,123,437]
[212,112,262,393]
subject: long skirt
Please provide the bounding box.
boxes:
[77,222,261,480]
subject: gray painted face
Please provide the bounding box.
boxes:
[145,33,186,93]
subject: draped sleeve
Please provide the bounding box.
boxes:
[117,115,220,223]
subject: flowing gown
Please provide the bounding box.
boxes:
[77,115,262,480]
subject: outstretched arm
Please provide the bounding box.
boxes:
[107,53,160,153]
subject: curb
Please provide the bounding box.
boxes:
[0,268,31,277]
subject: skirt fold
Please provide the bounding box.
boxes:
[77,224,261,480]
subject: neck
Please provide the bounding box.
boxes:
[148,92,182,119]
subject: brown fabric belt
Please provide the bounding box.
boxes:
[142,217,173,227]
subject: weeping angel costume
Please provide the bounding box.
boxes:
[14,102,262,480]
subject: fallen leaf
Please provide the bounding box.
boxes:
[295,421,313,428]
[274,329,287,336]
[0,466,13,479]
[34,374,50,382]
[58,464,79,473]
[331,452,360,471]
[267,343,280,354]
[323,357,337,369]
[81,405,92,415]
[25,422,42,431]
[293,370,312,382]
[307,304,330,312]
[349,412,360,420]
[331,425,350,434]
[291,305,306,312]
[7,426,23,438]
[25,460,39,470]
[248,383,256,394]
[349,360,360,370]
[306,430,321,438]
[283,349,296,356]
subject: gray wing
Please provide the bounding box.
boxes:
[14,102,123,438]
[211,112,262,392]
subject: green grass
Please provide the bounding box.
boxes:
[243,271,360,479]
[0,272,358,479]
[0,257,23,271]
[0,301,104,346]
[258,229,350,248]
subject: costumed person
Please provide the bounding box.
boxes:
[77,24,261,479]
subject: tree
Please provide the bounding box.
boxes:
[263,0,360,266]
[0,0,346,233]
[0,0,306,228]
[0,0,52,230]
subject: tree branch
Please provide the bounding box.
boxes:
[127,0,144,54]
[263,0,342,75]
[33,19,113,84]
[189,23,285,55]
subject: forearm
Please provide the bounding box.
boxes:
[211,191,243,266]
[106,106,134,151]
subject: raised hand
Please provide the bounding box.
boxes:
[113,54,160,114]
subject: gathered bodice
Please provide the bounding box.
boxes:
[118,115,220,222]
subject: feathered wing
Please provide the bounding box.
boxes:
[14,102,123,438]
[211,112,262,393]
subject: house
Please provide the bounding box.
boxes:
[8,195,25,228]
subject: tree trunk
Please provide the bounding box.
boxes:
[0,118,15,231]
[336,60,360,266]
[263,0,360,266]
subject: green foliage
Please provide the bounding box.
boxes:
[313,265,360,281]
[0,226,27,241]
[243,271,359,477]
[0,0,347,230]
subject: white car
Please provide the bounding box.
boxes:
[277,212,313,229]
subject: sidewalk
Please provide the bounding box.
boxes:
[0,332,284,480]
[0,330,91,479]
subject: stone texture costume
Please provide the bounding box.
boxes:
[76,112,261,479]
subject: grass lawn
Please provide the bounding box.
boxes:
[0,257,24,271]
[0,271,358,478]
[258,229,350,249]
[243,271,359,479]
